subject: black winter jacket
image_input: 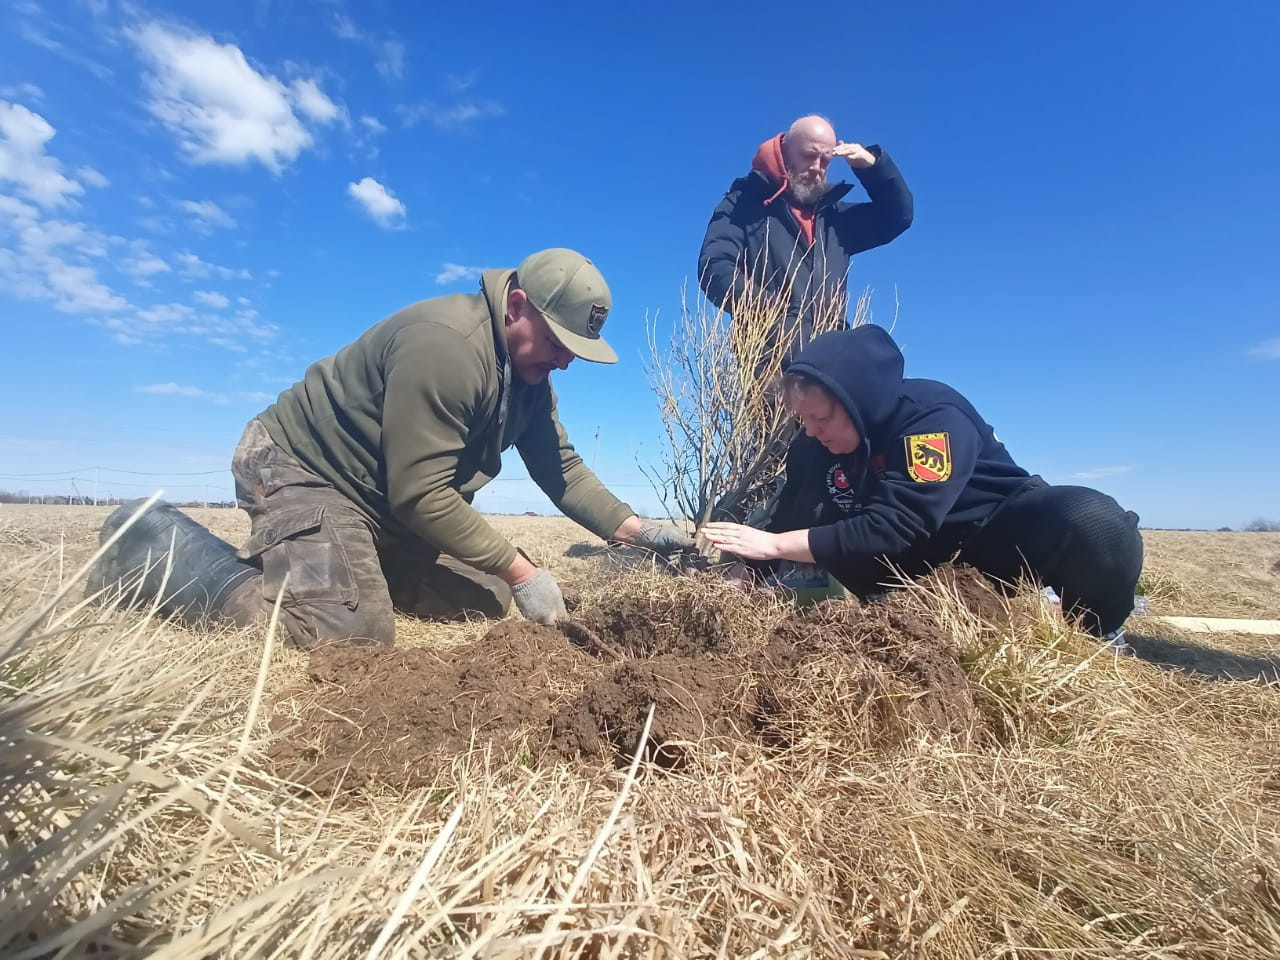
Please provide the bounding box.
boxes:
[697,145,913,351]
[772,325,1035,588]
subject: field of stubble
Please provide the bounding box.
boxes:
[3,504,1279,958]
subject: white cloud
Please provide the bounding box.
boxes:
[399,98,504,131]
[1070,465,1135,481]
[175,251,212,276]
[331,13,361,41]
[1247,337,1280,360]
[0,194,39,221]
[354,114,386,158]
[0,190,126,313]
[290,78,341,124]
[0,82,44,103]
[123,253,170,279]
[377,41,406,81]
[44,260,126,312]
[0,81,269,353]
[131,22,332,173]
[347,176,405,226]
[134,302,195,326]
[137,382,212,398]
[133,382,272,404]
[76,165,109,188]
[445,69,480,94]
[137,214,174,234]
[16,215,107,258]
[194,289,230,309]
[178,198,236,229]
[97,299,278,350]
[435,263,484,285]
[0,101,86,206]
[17,20,112,80]
[174,251,250,280]
[331,14,404,80]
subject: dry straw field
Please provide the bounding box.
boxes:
[3,504,1280,958]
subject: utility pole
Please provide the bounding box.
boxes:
[93,467,99,507]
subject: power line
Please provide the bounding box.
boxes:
[0,467,228,479]
[98,467,229,477]
[0,468,93,478]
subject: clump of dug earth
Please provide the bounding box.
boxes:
[269,568,996,793]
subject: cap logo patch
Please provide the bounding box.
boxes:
[587,303,608,336]
[904,432,952,483]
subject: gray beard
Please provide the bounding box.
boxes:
[787,172,826,207]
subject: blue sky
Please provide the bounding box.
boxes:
[1,0,1276,529]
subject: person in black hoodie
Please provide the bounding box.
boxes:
[698,115,913,357]
[702,325,1144,646]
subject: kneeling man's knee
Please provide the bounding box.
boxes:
[279,599,397,649]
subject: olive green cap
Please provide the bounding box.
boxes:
[517,248,617,364]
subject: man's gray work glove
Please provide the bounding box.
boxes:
[630,520,697,558]
[511,569,567,625]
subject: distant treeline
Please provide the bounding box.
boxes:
[0,492,237,508]
[0,492,1274,531]
[1140,520,1280,533]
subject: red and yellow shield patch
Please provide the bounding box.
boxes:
[904,432,952,483]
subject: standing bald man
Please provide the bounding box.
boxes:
[698,115,913,356]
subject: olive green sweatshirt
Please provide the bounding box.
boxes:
[257,269,634,573]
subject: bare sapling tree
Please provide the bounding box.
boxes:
[644,261,873,537]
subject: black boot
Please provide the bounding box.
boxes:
[87,499,261,627]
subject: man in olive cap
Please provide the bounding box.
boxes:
[91,248,693,646]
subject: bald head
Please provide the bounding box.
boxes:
[781,115,836,206]
[786,115,836,147]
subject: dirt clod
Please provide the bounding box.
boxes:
[552,655,758,767]
[573,595,737,658]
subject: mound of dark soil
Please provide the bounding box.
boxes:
[572,595,737,658]
[268,621,595,792]
[939,564,1017,627]
[763,596,980,745]
[551,655,759,767]
[271,580,989,792]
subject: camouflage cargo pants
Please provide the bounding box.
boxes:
[226,419,511,647]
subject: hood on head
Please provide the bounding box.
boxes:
[783,325,905,440]
[752,133,788,184]
[751,133,789,205]
[751,131,850,209]
[480,267,516,359]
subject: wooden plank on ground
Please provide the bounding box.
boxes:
[1153,616,1280,636]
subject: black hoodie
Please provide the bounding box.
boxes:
[697,143,913,355]
[772,325,1034,587]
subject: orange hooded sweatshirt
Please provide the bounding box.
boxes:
[751,133,816,247]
